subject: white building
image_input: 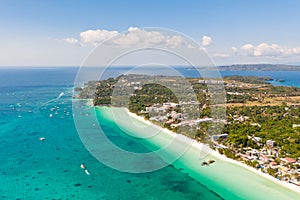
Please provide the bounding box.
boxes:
[266,139,275,147]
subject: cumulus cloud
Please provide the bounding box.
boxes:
[80,29,119,46]
[63,27,191,48]
[231,47,238,53]
[212,43,300,61]
[201,35,212,46]
[240,43,292,57]
[253,43,283,56]
[212,53,230,58]
[166,35,185,48]
[241,44,255,55]
[63,38,79,45]
[292,47,300,54]
[235,42,300,58]
[113,27,167,46]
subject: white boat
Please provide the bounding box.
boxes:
[80,164,86,169]
[84,169,90,175]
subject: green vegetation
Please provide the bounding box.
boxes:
[77,75,300,159]
[267,167,277,177]
[129,83,179,113]
[223,75,272,84]
[223,105,300,158]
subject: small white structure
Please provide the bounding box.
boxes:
[292,124,300,128]
[266,139,275,147]
[251,123,261,127]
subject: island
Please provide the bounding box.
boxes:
[75,74,300,188]
[187,64,300,71]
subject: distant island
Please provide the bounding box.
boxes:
[219,64,300,71]
[189,64,300,71]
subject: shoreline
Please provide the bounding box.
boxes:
[124,108,300,194]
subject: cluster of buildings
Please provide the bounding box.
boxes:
[118,79,142,91]
[144,102,225,128]
[145,103,180,122]
[198,79,224,84]
[143,99,300,187]
[241,148,300,186]
[213,135,300,186]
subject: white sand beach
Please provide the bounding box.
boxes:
[125,108,300,195]
[91,106,300,199]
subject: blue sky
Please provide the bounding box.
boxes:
[1,0,300,66]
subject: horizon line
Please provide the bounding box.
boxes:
[1,63,300,68]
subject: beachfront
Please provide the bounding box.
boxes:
[126,108,300,194]
[94,106,300,200]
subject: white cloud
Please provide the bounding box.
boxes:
[241,44,254,50]
[231,47,238,53]
[62,28,300,65]
[292,47,300,54]
[239,43,300,57]
[113,27,166,46]
[128,26,139,32]
[212,53,230,58]
[211,43,300,65]
[79,29,119,46]
[63,27,192,48]
[63,38,79,45]
[166,35,184,48]
[201,35,212,46]
[253,43,283,56]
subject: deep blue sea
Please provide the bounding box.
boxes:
[1,67,300,199]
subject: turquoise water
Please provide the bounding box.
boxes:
[1,67,300,199]
[0,68,222,199]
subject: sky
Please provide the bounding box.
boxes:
[1,0,300,66]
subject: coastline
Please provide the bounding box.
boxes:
[124,108,300,195]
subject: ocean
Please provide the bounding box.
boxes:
[0,67,299,200]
